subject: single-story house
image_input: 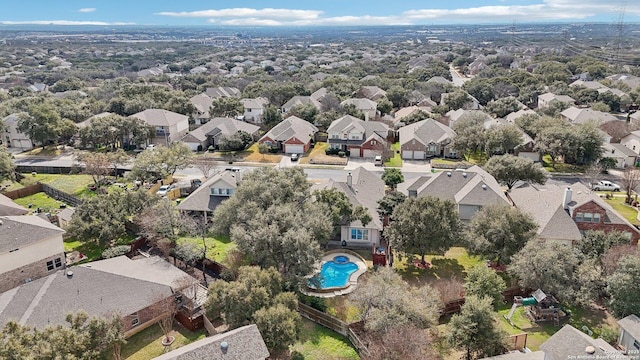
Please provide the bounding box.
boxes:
[312,167,385,248]
[280,96,322,114]
[504,109,537,124]
[398,165,509,221]
[560,106,618,125]
[340,98,378,121]
[398,118,457,159]
[181,117,259,152]
[444,109,491,128]
[0,256,205,338]
[0,194,28,216]
[205,87,240,99]
[2,113,33,150]
[0,215,65,293]
[259,116,318,154]
[618,314,640,353]
[508,182,640,246]
[153,324,269,360]
[177,170,239,219]
[602,143,637,168]
[327,115,389,158]
[355,86,387,101]
[130,109,189,147]
[537,92,576,109]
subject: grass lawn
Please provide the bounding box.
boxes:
[243,143,282,163]
[176,234,236,263]
[394,247,483,286]
[64,234,137,262]
[541,155,587,174]
[384,142,402,167]
[0,179,24,192]
[117,323,206,360]
[431,158,463,165]
[464,152,487,165]
[300,142,329,164]
[605,196,639,225]
[290,318,360,360]
[21,173,95,196]
[21,146,66,156]
[13,192,64,213]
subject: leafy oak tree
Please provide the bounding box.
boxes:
[129,142,193,182]
[483,124,523,156]
[209,97,243,118]
[376,190,407,220]
[381,168,404,190]
[464,265,506,308]
[387,196,461,266]
[607,255,640,318]
[0,147,16,182]
[483,154,547,189]
[17,105,62,147]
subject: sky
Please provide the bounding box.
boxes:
[0,0,638,26]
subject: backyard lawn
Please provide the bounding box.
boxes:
[64,234,137,262]
[117,323,206,360]
[394,247,484,286]
[13,192,64,213]
[176,234,236,263]
[384,142,402,167]
[604,196,639,225]
[21,173,95,196]
[289,318,360,360]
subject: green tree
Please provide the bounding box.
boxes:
[483,97,521,118]
[0,147,16,182]
[17,104,62,147]
[387,196,461,266]
[287,103,318,124]
[463,80,495,106]
[262,104,283,128]
[386,86,409,108]
[130,142,193,182]
[381,168,404,190]
[607,255,640,318]
[253,304,299,353]
[350,267,442,333]
[535,125,577,168]
[464,265,506,308]
[443,90,472,111]
[257,143,269,160]
[483,154,547,189]
[575,230,630,264]
[572,123,604,165]
[314,188,371,231]
[376,98,394,115]
[447,295,507,360]
[209,97,244,118]
[452,115,487,159]
[217,131,253,151]
[376,190,407,220]
[484,124,524,156]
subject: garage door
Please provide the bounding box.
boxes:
[402,150,413,159]
[362,149,381,158]
[285,144,304,154]
[185,142,200,151]
[413,151,425,159]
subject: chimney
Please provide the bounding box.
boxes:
[563,187,573,210]
[220,341,229,354]
[347,172,352,188]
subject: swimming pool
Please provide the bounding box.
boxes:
[309,258,359,289]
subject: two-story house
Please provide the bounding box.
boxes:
[327,115,389,158]
[618,314,640,353]
[621,130,640,156]
[189,93,214,125]
[241,97,269,124]
[398,118,457,160]
[312,167,385,249]
[177,170,239,220]
[2,113,33,151]
[130,109,189,147]
[0,215,66,293]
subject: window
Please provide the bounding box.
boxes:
[131,313,140,327]
[331,134,339,139]
[624,232,633,240]
[54,258,62,268]
[350,229,369,241]
[46,260,54,271]
[592,213,601,223]
[575,212,584,222]
[371,140,376,145]
[583,213,593,222]
[210,188,219,195]
[634,339,640,350]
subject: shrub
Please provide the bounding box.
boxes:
[101,245,130,259]
[197,145,203,152]
[208,145,215,152]
[325,148,340,155]
[338,151,345,157]
[298,293,327,312]
[219,268,237,281]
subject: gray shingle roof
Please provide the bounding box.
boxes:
[0,194,28,216]
[398,118,456,147]
[260,116,318,144]
[327,115,389,146]
[0,216,64,253]
[618,314,640,342]
[560,106,618,125]
[176,171,238,213]
[481,351,546,360]
[0,256,193,329]
[281,96,322,111]
[340,98,377,110]
[130,109,189,127]
[189,93,213,115]
[183,117,259,143]
[152,324,269,360]
[540,325,626,360]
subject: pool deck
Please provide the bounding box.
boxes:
[302,250,368,298]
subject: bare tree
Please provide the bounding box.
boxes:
[193,155,217,178]
[150,294,179,344]
[584,163,603,189]
[365,325,441,360]
[621,167,640,204]
[76,151,112,187]
[182,215,211,286]
[136,199,185,263]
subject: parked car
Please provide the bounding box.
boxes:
[374,155,383,167]
[146,144,157,151]
[591,180,621,191]
[290,153,299,161]
[156,184,175,197]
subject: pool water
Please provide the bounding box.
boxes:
[310,260,359,289]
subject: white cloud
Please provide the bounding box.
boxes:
[155,1,640,26]
[78,8,96,13]
[0,20,134,26]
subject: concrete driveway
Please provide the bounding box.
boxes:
[344,157,431,173]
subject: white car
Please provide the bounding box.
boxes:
[156,184,174,197]
[591,180,620,191]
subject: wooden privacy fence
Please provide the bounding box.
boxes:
[41,183,83,207]
[297,303,348,336]
[2,183,43,199]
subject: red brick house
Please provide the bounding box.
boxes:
[259,116,318,154]
[327,115,390,158]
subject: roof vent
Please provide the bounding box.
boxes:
[446,172,452,177]
[220,341,229,354]
[585,346,595,354]
[482,184,487,190]
[66,271,74,278]
[462,172,467,178]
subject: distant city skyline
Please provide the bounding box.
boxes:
[1,0,638,26]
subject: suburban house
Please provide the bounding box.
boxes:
[189,93,214,125]
[205,86,240,99]
[340,98,378,121]
[0,194,28,216]
[560,106,618,125]
[392,106,432,128]
[620,130,640,155]
[0,256,206,337]
[258,116,318,154]
[310,87,329,104]
[569,79,606,90]
[504,109,537,124]
[326,115,389,158]
[618,314,640,353]
[483,119,540,161]
[177,170,239,219]
[130,109,189,147]
[280,96,322,114]
[241,97,269,124]
[508,182,640,246]
[537,92,576,108]
[2,113,33,150]
[398,166,509,221]
[312,167,385,248]
[0,215,66,293]
[181,117,259,152]
[355,86,387,101]
[153,324,269,360]
[398,118,457,160]
[444,109,491,128]
[440,92,481,110]
[602,143,637,168]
